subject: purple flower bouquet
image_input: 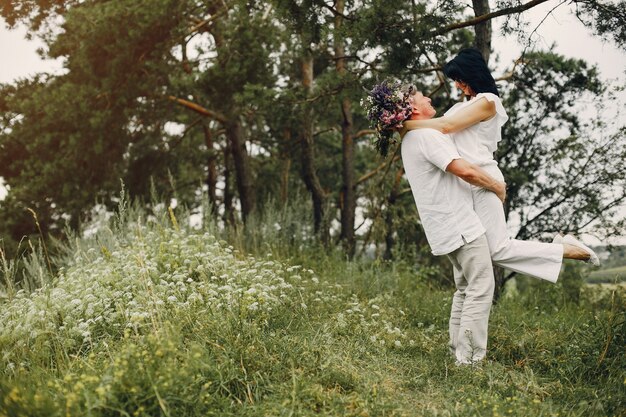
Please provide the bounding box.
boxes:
[362,79,413,157]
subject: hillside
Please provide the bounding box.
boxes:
[588,265,626,283]
[1,208,625,417]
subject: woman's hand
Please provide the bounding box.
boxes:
[403,119,431,130]
[407,98,496,135]
[402,117,452,134]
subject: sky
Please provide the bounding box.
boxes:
[489,2,626,245]
[0,1,624,242]
[490,1,625,81]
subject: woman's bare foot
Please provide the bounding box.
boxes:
[560,235,600,266]
[563,243,591,261]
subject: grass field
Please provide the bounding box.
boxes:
[1,205,625,417]
[587,266,626,284]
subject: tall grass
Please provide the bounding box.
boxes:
[0,198,624,417]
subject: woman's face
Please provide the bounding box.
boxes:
[454,80,475,97]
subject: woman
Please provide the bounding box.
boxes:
[401,48,599,284]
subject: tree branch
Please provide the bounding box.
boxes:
[292,86,343,104]
[431,0,552,37]
[515,136,620,238]
[168,117,204,151]
[398,187,412,197]
[314,127,338,137]
[496,57,523,81]
[353,129,376,139]
[332,54,381,68]
[356,155,401,186]
[188,11,224,35]
[415,66,442,74]
[321,2,354,20]
[167,96,229,124]
[575,195,626,232]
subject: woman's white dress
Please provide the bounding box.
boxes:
[446,93,563,283]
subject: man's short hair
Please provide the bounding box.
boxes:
[401,83,417,97]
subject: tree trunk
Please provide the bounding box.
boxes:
[384,168,404,260]
[203,124,218,216]
[226,118,255,223]
[280,128,292,205]
[339,97,356,255]
[223,139,236,226]
[335,0,356,258]
[208,19,254,223]
[300,48,329,244]
[472,0,492,64]
[492,266,506,302]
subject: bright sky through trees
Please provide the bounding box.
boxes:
[0,3,624,243]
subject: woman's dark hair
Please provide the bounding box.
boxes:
[443,48,499,96]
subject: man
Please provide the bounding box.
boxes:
[400,89,506,365]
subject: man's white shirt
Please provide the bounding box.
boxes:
[401,128,485,256]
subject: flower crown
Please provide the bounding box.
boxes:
[362,79,413,157]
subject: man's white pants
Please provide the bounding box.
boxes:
[447,234,494,364]
[469,184,563,283]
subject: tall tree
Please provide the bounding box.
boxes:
[500,51,626,239]
[172,1,281,222]
[472,0,492,63]
[0,0,186,240]
[271,0,333,242]
[1,0,624,273]
[495,51,626,291]
[334,0,357,256]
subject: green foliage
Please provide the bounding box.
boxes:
[515,260,588,307]
[599,245,626,269]
[576,0,626,48]
[0,202,625,416]
[0,0,189,243]
[588,266,626,284]
[499,51,626,240]
[0,1,624,278]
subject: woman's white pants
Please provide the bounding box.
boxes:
[467,184,563,283]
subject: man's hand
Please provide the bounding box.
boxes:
[446,159,507,203]
[494,181,506,203]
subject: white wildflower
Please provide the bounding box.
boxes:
[336,313,347,329]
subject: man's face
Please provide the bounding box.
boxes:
[409,92,436,119]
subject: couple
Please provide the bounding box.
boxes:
[366,48,599,365]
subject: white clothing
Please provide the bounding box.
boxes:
[447,93,563,282]
[470,185,563,283]
[448,234,494,364]
[401,129,485,256]
[400,128,494,363]
[446,92,508,172]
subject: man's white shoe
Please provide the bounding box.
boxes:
[562,234,600,266]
